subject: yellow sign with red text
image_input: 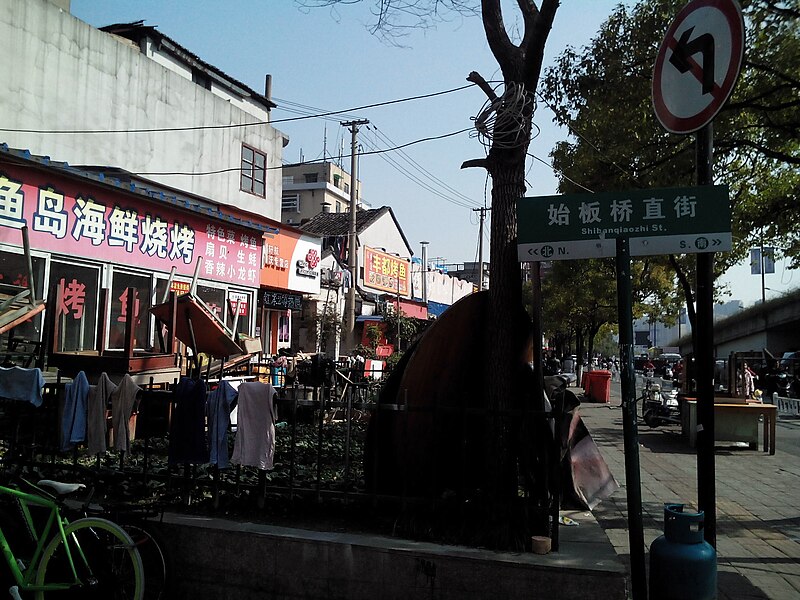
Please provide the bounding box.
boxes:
[364,247,409,296]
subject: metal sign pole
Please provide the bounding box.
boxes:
[695,123,717,547]
[616,237,647,600]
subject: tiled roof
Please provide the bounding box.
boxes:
[100,21,275,110]
[299,208,386,237]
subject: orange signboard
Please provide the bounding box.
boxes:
[259,228,321,294]
[364,247,409,296]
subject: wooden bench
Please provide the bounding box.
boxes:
[682,400,776,455]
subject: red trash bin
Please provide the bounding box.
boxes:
[586,370,612,403]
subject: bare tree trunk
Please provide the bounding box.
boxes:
[460,0,559,548]
[485,161,526,516]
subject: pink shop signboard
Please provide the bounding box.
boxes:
[0,166,262,286]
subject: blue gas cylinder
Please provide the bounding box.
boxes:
[650,503,717,600]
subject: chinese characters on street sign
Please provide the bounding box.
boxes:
[517,185,731,261]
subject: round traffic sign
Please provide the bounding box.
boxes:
[652,0,745,134]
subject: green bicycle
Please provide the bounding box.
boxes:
[0,477,144,599]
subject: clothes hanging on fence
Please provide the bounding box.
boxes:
[61,371,89,451]
[87,372,117,454]
[207,380,237,469]
[0,365,45,406]
[110,374,141,453]
[168,377,209,464]
[231,381,277,470]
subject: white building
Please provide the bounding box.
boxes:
[282,162,362,226]
[1,0,287,221]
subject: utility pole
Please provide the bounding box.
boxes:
[473,207,489,291]
[341,119,369,351]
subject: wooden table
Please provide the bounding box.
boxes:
[683,400,777,455]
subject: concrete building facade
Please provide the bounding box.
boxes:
[281,162,362,226]
[1,0,286,221]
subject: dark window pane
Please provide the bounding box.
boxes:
[196,285,226,322]
[0,251,45,342]
[48,261,99,352]
[108,271,152,350]
[254,152,265,168]
[242,146,254,163]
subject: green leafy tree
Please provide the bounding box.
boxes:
[541,0,800,339]
[314,303,343,355]
[382,307,418,352]
[365,324,384,352]
[537,250,679,377]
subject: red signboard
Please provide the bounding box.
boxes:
[0,165,262,286]
[364,247,410,296]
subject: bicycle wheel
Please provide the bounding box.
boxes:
[120,522,169,600]
[34,517,143,600]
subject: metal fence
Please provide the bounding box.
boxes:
[0,365,562,549]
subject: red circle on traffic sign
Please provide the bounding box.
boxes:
[652,0,745,134]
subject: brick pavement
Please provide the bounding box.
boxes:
[575,383,800,600]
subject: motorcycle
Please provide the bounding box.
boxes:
[760,348,800,399]
[641,379,681,428]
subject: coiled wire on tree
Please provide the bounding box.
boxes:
[470,81,535,150]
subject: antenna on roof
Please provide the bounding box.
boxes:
[323,124,327,161]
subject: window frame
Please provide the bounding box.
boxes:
[281,193,300,213]
[240,144,267,198]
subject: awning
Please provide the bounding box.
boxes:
[356,315,384,323]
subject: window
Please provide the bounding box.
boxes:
[228,291,253,337]
[192,70,211,90]
[48,261,100,352]
[241,145,266,197]
[343,182,350,194]
[335,201,342,212]
[281,194,300,213]
[0,250,45,342]
[278,313,290,343]
[282,175,294,186]
[304,172,318,184]
[108,271,152,350]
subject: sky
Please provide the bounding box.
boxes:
[69,0,797,308]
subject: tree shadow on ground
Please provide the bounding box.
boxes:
[636,428,696,454]
[717,570,770,600]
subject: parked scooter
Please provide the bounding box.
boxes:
[641,379,681,428]
[760,348,799,399]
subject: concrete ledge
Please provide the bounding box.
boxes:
[156,509,627,599]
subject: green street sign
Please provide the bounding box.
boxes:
[517,185,731,261]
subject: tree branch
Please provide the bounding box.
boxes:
[467,71,498,101]
[481,0,516,71]
[462,158,490,169]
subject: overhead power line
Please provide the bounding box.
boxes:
[0,84,474,136]
[126,128,473,177]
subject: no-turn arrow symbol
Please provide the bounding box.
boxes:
[652,0,744,134]
[669,27,716,94]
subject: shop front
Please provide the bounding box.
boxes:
[0,156,265,362]
[259,228,321,355]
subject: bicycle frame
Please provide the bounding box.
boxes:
[0,483,84,593]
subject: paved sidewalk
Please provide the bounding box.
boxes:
[576,383,800,600]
